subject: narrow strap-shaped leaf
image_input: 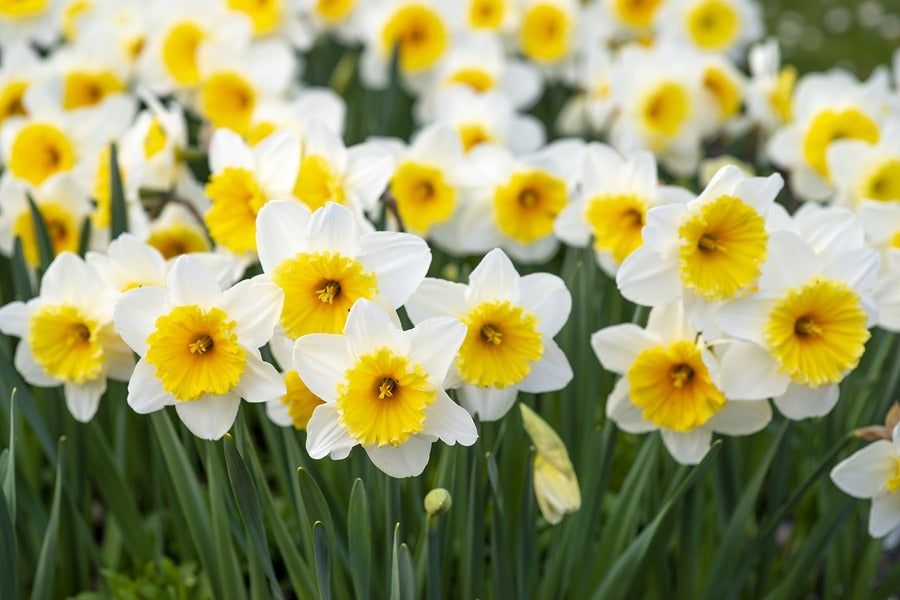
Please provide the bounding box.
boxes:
[398,543,415,600]
[314,521,332,600]
[0,364,56,466]
[0,475,18,600]
[109,142,129,238]
[223,435,281,598]
[389,522,400,600]
[486,452,515,599]
[462,441,485,599]
[76,217,92,258]
[348,478,372,600]
[203,442,245,600]
[25,192,54,273]
[3,390,16,522]
[11,238,33,301]
[30,437,66,600]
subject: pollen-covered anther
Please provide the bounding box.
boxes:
[480,324,503,345]
[188,334,214,354]
[697,234,718,252]
[378,377,398,399]
[316,280,342,304]
[794,316,822,337]
[670,363,694,388]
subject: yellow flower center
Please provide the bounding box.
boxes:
[315,0,355,22]
[145,305,247,401]
[9,123,76,186]
[678,195,768,301]
[390,161,456,235]
[519,2,571,63]
[859,158,900,203]
[456,300,543,388]
[62,70,123,110]
[803,108,879,179]
[0,0,48,17]
[764,277,869,387]
[686,0,739,51]
[271,251,378,338]
[627,340,725,432]
[447,68,494,92]
[293,154,346,212]
[281,370,325,429]
[585,193,648,264]
[336,347,435,446]
[613,0,662,27]
[703,66,741,121]
[204,167,267,254]
[162,21,205,85]
[381,4,449,73]
[13,203,79,267]
[0,80,28,124]
[494,170,567,243]
[769,66,796,124]
[144,118,168,159]
[457,123,494,153]
[468,0,505,28]
[61,0,91,40]
[227,0,282,34]
[640,81,690,139]
[28,303,104,384]
[146,223,211,260]
[200,72,256,135]
[887,458,900,493]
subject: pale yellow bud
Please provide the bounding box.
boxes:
[424,488,452,516]
[520,404,581,524]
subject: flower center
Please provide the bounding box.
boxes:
[627,340,725,432]
[28,303,104,384]
[585,193,648,264]
[377,376,398,398]
[678,194,768,301]
[0,80,28,124]
[764,277,870,387]
[469,0,504,28]
[272,251,378,338]
[9,123,76,186]
[457,300,543,388]
[519,2,571,63]
[803,108,879,179]
[281,370,325,429]
[188,334,214,354]
[162,21,205,84]
[686,0,739,51]
[640,82,690,138]
[381,4,448,73]
[613,0,662,27]
[204,167,267,253]
[293,154,346,212]
[146,223,211,260]
[390,161,456,235]
[447,68,494,93]
[227,0,281,34]
[13,202,79,267]
[315,0,356,22]
[494,170,567,243]
[859,157,900,203]
[200,72,256,135]
[703,67,741,120]
[62,70,124,110]
[457,123,494,152]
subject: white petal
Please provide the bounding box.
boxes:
[708,400,772,435]
[457,385,518,422]
[14,341,57,387]
[404,278,468,324]
[0,301,27,337]
[660,428,713,465]
[364,436,432,478]
[210,128,253,174]
[255,200,311,272]
[553,198,591,247]
[221,279,283,347]
[758,231,822,292]
[822,248,880,292]
[255,130,301,192]
[167,256,221,308]
[466,248,520,304]
[519,338,572,394]
[174,392,241,440]
[358,231,431,308]
[343,299,408,359]
[64,379,105,422]
[870,494,900,537]
[606,377,656,433]
[292,333,351,402]
[590,324,658,374]
[305,202,360,257]
[424,390,478,446]
[127,357,172,413]
[715,341,790,400]
[113,286,168,355]
[405,317,466,385]
[103,334,136,381]
[645,301,695,343]
[715,294,778,347]
[773,383,840,420]
[236,351,286,403]
[616,247,682,306]
[830,441,896,498]
[305,403,357,459]
[40,252,103,306]
[265,399,294,427]
[519,273,571,337]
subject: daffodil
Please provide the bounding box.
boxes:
[520,403,580,524]
[86,233,168,293]
[293,299,477,478]
[244,90,346,148]
[0,43,45,127]
[827,118,900,208]
[657,0,763,57]
[617,165,786,331]
[831,424,900,537]
[405,248,573,421]
[255,200,431,340]
[120,93,190,192]
[554,143,693,276]
[47,36,130,111]
[516,0,578,72]
[0,0,62,50]
[716,230,879,419]
[0,252,134,421]
[745,38,796,132]
[592,301,771,464]
[113,255,285,439]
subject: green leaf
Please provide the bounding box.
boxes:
[348,478,372,600]
[398,543,415,600]
[3,389,16,522]
[486,453,515,599]
[76,217,92,258]
[390,522,400,600]
[223,434,280,598]
[314,521,331,600]
[31,437,66,600]
[25,192,54,273]
[0,462,18,600]
[11,238,33,301]
[108,142,128,238]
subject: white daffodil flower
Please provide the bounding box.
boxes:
[294,299,477,478]
[405,248,573,421]
[113,255,285,439]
